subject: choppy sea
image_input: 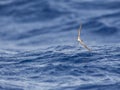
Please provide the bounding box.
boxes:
[0,0,120,90]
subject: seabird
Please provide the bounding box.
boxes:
[77,24,91,51]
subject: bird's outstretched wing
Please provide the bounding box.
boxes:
[78,23,82,37]
[77,24,91,51]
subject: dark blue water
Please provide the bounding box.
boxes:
[0,0,120,90]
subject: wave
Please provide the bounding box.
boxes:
[0,45,119,90]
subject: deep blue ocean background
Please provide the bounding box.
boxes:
[0,0,120,90]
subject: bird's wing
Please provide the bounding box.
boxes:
[77,23,91,51]
[79,40,91,51]
[78,23,82,37]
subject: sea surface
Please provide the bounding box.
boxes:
[0,0,120,90]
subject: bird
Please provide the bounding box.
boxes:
[77,23,91,51]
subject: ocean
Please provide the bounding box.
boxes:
[0,0,120,90]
